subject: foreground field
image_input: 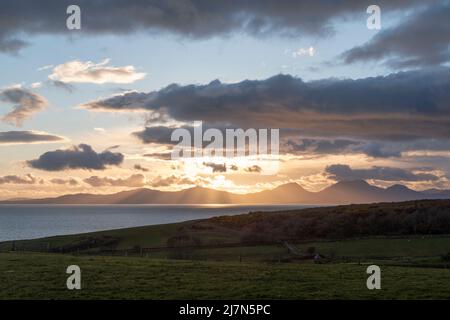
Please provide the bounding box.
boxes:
[1,200,449,299]
[1,252,450,300]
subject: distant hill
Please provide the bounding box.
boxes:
[1,180,449,205]
[2,199,450,255]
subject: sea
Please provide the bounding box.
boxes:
[0,204,313,242]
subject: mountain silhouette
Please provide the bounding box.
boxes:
[1,180,448,205]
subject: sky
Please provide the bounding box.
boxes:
[1,0,450,199]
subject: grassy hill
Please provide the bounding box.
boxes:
[2,199,449,256]
[1,199,450,299]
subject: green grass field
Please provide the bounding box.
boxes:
[1,252,450,300]
[1,234,449,299]
[294,237,450,258]
[1,200,450,299]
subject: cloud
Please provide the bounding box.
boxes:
[143,151,172,160]
[149,175,194,188]
[27,144,124,171]
[203,162,227,173]
[133,124,226,146]
[84,174,145,187]
[38,65,54,71]
[0,0,425,54]
[0,174,40,185]
[292,47,315,58]
[82,69,450,142]
[133,126,179,144]
[0,131,64,145]
[105,145,120,150]
[0,36,27,54]
[48,59,146,84]
[285,138,362,155]
[0,86,48,126]
[341,2,450,68]
[360,142,402,158]
[133,126,436,159]
[326,164,439,182]
[284,138,406,158]
[134,164,149,172]
[355,139,450,159]
[48,80,75,93]
[50,178,79,186]
[245,165,262,173]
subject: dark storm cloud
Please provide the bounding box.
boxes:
[27,144,124,171]
[84,174,145,187]
[326,164,439,182]
[133,124,224,145]
[0,131,64,144]
[342,2,450,68]
[133,126,181,145]
[285,138,363,155]
[133,126,418,159]
[0,87,48,126]
[135,127,399,159]
[357,139,450,159]
[284,138,403,158]
[0,0,425,54]
[83,69,450,141]
[360,142,402,158]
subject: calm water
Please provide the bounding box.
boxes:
[0,204,312,241]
